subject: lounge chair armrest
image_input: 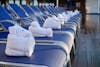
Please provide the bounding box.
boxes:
[0,20,15,24]
[14,17,33,23]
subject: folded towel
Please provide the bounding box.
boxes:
[67,10,79,17]
[59,13,71,22]
[5,25,35,57]
[56,14,64,25]
[52,15,64,25]
[43,17,61,29]
[57,14,64,19]
[9,24,32,37]
[29,26,53,37]
[67,11,75,17]
[74,10,80,14]
[31,21,40,28]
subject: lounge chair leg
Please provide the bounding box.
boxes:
[67,55,72,67]
[72,43,76,56]
[67,61,72,67]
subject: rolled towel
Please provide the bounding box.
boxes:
[74,10,80,14]
[5,25,35,57]
[9,24,32,37]
[29,26,53,37]
[56,14,64,25]
[8,24,19,35]
[61,13,71,22]
[52,15,64,25]
[31,21,40,28]
[67,10,79,17]
[43,17,61,29]
[51,15,58,20]
[67,11,75,17]
[57,14,64,19]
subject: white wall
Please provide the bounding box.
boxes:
[86,0,99,13]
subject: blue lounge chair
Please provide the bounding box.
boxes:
[3,4,78,51]
[42,5,56,15]
[1,4,73,67]
[6,4,33,25]
[0,16,73,67]
[0,5,77,67]
[0,6,15,39]
[0,40,70,67]
[21,5,77,31]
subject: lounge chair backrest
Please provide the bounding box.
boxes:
[0,22,14,30]
[21,5,36,19]
[30,5,43,16]
[9,4,28,18]
[0,6,12,21]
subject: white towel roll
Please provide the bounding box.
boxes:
[5,25,35,57]
[29,26,53,37]
[26,36,35,57]
[31,21,40,28]
[67,10,79,17]
[43,17,61,29]
[67,11,75,17]
[74,10,80,14]
[57,14,64,19]
[52,15,64,25]
[9,24,32,37]
[63,14,70,22]
[8,24,18,35]
[51,15,58,20]
[5,47,26,56]
[57,15,65,25]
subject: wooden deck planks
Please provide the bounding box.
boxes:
[73,15,100,67]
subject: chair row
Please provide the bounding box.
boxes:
[0,4,81,67]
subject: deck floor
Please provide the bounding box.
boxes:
[73,14,100,67]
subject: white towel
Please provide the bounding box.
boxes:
[43,17,61,29]
[9,25,32,37]
[60,12,71,22]
[5,25,35,57]
[67,11,73,14]
[57,14,64,19]
[52,15,64,25]
[67,10,79,17]
[29,26,53,37]
[74,10,80,14]
[56,14,65,25]
[31,21,40,28]
[67,11,75,17]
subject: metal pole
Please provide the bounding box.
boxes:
[97,0,100,32]
[96,0,100,40]
[56,0,59,7]
[98,0,100,13]
[34,0,38,6]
